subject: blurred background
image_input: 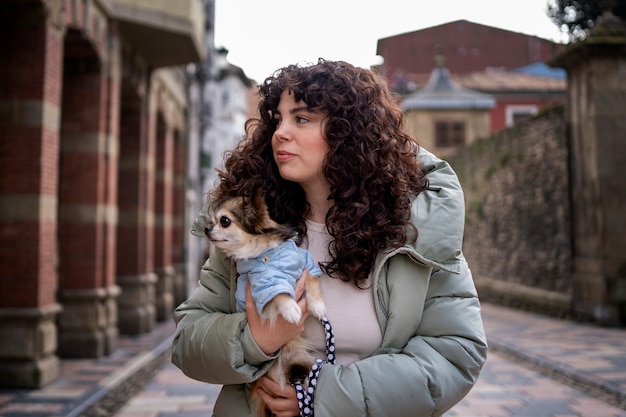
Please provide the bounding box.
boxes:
[0,0,625,397]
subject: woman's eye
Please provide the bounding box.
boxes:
[296,116,308,123]
[219,216,231,228]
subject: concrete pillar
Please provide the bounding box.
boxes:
[551,8,626,325]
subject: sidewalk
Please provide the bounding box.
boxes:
[0,322,175,417]
[450,304,626,417]
[480,303,626,411]
[1,302,625,417]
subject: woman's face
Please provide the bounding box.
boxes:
[271,89,330,191]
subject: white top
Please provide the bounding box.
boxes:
[301,220,382,365]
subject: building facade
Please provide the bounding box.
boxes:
[454,66,567,132]
[0,0,205,388]
[377,20,564,77]
[199,47,254,199]
[401,55,495,156]
[378,20,567,146]
[186,37,256,284]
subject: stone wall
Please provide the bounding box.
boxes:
[447,105,577,318]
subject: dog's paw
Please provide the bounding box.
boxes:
[279,300,302,324]
[307,297,326,319]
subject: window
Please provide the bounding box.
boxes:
[435,121,465,148]
[506,105,538,127]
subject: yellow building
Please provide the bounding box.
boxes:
[401,56,495,157]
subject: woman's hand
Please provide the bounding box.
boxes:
[255,375,301,417]
[246,269,311,355]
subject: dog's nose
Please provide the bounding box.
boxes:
[204,226,212,236]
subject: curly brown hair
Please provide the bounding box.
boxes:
[211,59,428,287]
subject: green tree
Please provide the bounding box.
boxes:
[547,0,626,41]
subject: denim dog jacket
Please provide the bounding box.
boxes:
[235,240,322,315]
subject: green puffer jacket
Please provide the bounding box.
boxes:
[171,148,488,417]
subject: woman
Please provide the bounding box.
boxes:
[172,59,487,417]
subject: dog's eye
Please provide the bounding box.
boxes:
[219,216,231,228]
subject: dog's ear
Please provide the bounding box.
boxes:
[239,190,271,234]
[243,189,295,240]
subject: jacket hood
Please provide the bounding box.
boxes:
[400,147,465,274]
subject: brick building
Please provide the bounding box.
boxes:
[0,0,205,388]
[377,20,564,76]
[377,20,567,154]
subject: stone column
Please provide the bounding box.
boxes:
[551,6,626,325]
[0,305,62,388]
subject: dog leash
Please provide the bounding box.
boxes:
[292,316,336,417]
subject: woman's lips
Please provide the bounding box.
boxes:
[276,150,296,162]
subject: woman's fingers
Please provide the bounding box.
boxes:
[256,376,300,417]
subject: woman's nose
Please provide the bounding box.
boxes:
[274,121,292,141]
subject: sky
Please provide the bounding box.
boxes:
[213,0,568,83]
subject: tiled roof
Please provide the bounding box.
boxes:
[405,69,566,93]
[455,70,566,92]
[401,66,495,110]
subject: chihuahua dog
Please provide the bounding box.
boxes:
[203,190,326,417]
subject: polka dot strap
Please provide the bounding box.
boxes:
[292,316,335,417]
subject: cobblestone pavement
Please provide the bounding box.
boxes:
[114,351,626,417]
[0,322,174,417]
[481,303,626,410]
[1,303,625,417]
[446,351,626,417]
